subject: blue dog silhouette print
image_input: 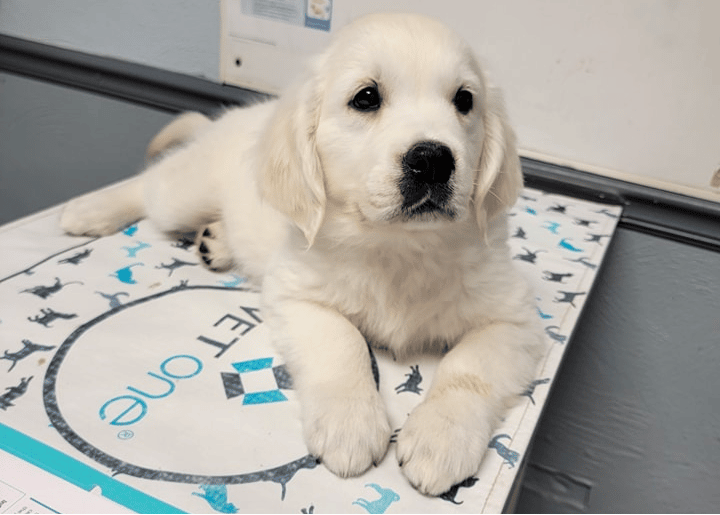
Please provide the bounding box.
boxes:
[122,241,151,258]
[353,483,400,514]
[192,484,238,514]
[488,434,520,468]
[395,365,422,394]
[111,263,143,284]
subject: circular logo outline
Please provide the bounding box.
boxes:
[43,283,317,487]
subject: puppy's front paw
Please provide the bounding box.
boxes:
[397,395,493,496]
[303,389,391,478]
[195,222,234,272]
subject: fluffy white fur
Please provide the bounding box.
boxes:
[60,13,543,495]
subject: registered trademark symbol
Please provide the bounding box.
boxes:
[117,430,134,440]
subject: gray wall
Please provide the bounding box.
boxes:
[0,0,219,80]
[0,73,174,224]
[4,1,720,193]
[0,0,211,223]
[516,228,720,512]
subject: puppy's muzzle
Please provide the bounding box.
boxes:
[400,141,455,219]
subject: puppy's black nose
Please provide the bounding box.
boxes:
[402,141,455,184]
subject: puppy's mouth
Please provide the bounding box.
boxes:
[400,184,456,221]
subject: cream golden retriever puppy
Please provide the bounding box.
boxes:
[60,13,543,495]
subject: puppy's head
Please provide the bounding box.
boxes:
[258,13,521,245]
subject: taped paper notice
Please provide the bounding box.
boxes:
[241,0,332,31]
[222,0,339,91]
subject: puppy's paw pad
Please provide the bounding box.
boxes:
[397,398,492,496]
[195,222,234,272]
[304,392,391,478]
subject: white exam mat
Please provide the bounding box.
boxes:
[0,188,621,513]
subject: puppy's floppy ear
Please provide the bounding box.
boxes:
[473,89,522,231]
[257,63,326,246]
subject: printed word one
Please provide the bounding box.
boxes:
[98,354,203,426]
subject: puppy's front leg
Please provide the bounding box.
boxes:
[272,300,392,477]
[397,322,542,496]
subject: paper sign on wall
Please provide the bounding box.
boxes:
[221,0,338,93]
[241,0,332,31]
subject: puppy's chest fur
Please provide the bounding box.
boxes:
[291,233,497,356]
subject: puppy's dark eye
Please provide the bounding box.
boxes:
[350,85,382,112]
[453,88,473,115]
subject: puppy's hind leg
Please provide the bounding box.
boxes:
[60,177,145,236]
[61,112,211,237]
